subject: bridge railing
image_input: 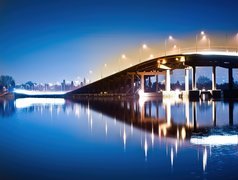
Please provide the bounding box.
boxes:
[164,46,238,56]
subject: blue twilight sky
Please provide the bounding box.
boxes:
[1,0,238,84]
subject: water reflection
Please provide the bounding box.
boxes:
[0,97,238,176]
[0,98,15,117]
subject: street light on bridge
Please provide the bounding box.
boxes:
[202,35,211,49]
[142,44,147,49]
[119,54,127,71]
[88,70,93,83]
[149,54,154,59]
[101,63,107,79]
[196,31,210,52]
[165,36,174,56]
[139,43,148,63]
[196,31,205,52]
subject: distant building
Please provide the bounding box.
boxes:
[61,80,66,91]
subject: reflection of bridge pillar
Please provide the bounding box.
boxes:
[166,102,171,126]
[141,74,145,92]
[212,101,216,127]
[192,102,197,131]
[156,101,159,119]
[228,68,233,90]
[166,70,171,91]
[212,66,216,90]
[192,66,196,90]
[130,101,135,122]
[229,101,234,126]
[185,100,190,126]
[140,104,145,122]
[185,68,189,92]
[149,101,152,117]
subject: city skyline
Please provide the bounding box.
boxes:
[1,0,238,84]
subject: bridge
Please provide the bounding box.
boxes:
[68,49,238,100]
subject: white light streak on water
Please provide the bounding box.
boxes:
[190,135,238,146]
[15,98,65,108]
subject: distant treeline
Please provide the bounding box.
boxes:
[0,75,15,93]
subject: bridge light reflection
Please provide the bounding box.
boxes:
[144,138,148,160]
[181,127,186,140]
[203,148,207,172]
[151,128,154,146]
[171,148,174,167]
[190,135,238,146]
[123,125,127,150]
[15,98,65,109]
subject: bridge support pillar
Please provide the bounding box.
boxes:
[156,75,159,92]
[192,66,196,90]
[228,67,233,90]
[212,66,216,90]
[141,74,145,93]
[166,70,171,91]
[185,68,189,92]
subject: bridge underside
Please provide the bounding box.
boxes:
[68,54,238,99]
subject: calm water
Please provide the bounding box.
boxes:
[0,97,238,180]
